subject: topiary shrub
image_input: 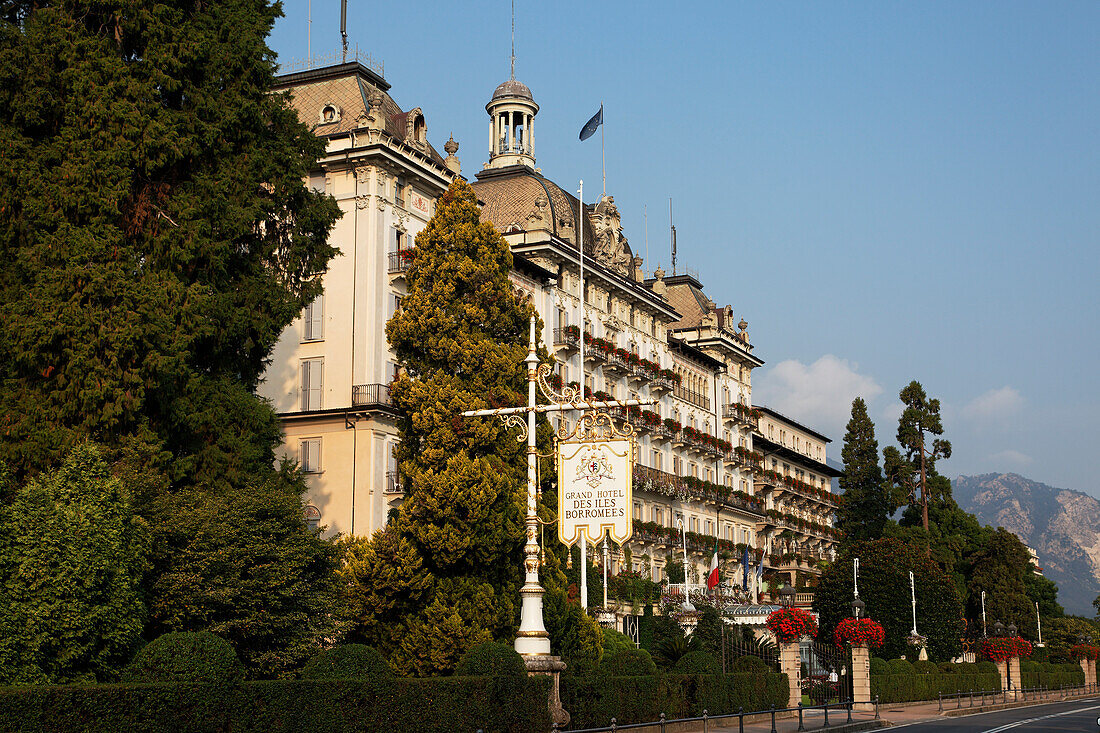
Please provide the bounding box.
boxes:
[870,657,889,676]
[885,659,915,675]
[301,645,392,679]
[600,648,657,677]
[123,632,242,684]
[937,662,957,674]
[602,628,636,656]
[976,661,998,674]
[1020,659,1041,675]
[912,660,938,675]
[955,662,978,674]
[731,655,768,673]
[672,651,721,676]
[454,642,527,677]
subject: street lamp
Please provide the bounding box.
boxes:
[993,620,1005,637]
[677,517,695,613]
[779,583,796,609]
[851,597,866,619]
[1007,623,1017,638]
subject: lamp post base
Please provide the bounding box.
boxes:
[525,655,569,729]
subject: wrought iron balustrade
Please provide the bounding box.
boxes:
[352,383,393,408]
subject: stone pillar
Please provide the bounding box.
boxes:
[851,645,873,711]
[1079,657,1090,684]
[779,641,802,709]
[525,656,569,730]
[1008,656,1021,700]
[1090,659,1097,687]
[996,659,1009,696]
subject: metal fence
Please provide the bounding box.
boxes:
[937,681,1100,712]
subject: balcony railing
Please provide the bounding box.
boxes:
[722,403,760,430]
[633,464,764,516]
[352,383,393,408]
[553,327,579,349]
[674,385,710,410]
[388,250,412,274]
[384,470,403,495]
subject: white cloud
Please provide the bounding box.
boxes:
[989,449,1033,466]
[962,386,1024,421]
[753,355,882,439]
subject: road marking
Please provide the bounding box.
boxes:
[977,703,1100,733]
[877,699,1100,731]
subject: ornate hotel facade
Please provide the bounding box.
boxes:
[258,59,841,600]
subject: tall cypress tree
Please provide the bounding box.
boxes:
[836,398,893,546]
[0,1,342,676]
[0,0,339,484]
[344,180,534,676]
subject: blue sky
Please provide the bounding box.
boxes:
[270,2,1099,497]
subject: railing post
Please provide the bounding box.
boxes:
[703,709,708,733]
[610,717,617,732]
[797,702,804,732]
[874,695,880,720]
[660,712,666,733]
[938,692,943,713]
[823,701,830,727]
[847,700,852,723]
[738,707,744,733]
[770,706,777,733]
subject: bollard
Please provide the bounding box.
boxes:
[797,702,804,732]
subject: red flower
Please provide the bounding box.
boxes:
[1069,644,1100,661]
[766,608,818,643]
[834,617,885,649]
[979,636,1033,662]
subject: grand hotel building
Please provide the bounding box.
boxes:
[258,57,841,600]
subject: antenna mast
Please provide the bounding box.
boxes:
[670,198,677,275]
[340,0,348,63]
[510,0,516,79]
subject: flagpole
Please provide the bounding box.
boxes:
[601,102,605,197]
[577,179,587,610]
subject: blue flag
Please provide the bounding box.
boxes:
[742,546,750,589]
[579,105,603,141]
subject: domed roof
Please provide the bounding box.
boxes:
[492,79,534,102]
[472,167,594,252]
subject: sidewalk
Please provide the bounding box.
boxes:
[593,687,1100,733]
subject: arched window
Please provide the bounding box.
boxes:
[303,505,321,532]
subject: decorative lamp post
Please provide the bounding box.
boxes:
[852,597,866,619]
[981,590,987,637]
[677,517,695,613]
[1035,602,1043,647]
[994,620,1005,637]
[1007,623,1017,638]
[779,583,796,609]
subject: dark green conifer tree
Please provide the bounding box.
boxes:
[836,398,893,546]
[0,0,342,677]
[884,382,952,543]
[966,528,1039,638]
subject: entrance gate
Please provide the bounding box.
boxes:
[803,641,852,704]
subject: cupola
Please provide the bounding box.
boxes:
[486,77,538,169]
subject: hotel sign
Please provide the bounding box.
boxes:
[557,437,634,546]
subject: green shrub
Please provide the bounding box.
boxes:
[912,660,938,674]
[976,661,998,674]
[870,657,889,676]
[600,648,657,677]
[301,645,392,680]
[871,673,1001,703]
[955,662,978,674]
[123,632,242,684]
[602,628,636,656]
[885,659,915,675]
[1020,659,1041,675]
[731,655,768,673]
[454,642,527,677]
[1021,662,1084,690]
[673,651,722,676]
[937,662,957,674]
[0,677,550,733]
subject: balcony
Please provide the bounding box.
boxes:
[674,385,710,410]
[384,470,404,495]
[633,464,764,516]
[722,403,760,431]
[387,250,413,275]
[603,350,632,379]
[553,327,579,354]
[352,383,393,408]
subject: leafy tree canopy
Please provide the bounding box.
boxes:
[814,538,963,661]
[965,528,1037,639]
[0,445,149,685]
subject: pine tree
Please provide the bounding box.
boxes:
[883,382,952,540]
[836,398,893,546]
[344,179,536,676]
[0,445,150,684]
[966,528,1038,638]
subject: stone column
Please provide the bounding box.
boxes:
[1008,656,1021,701]
[779,641,802,709]
[1090,659,1097,687]
[1079,657,1090,685]
[996,659,1009,696]
[851,645,873,711]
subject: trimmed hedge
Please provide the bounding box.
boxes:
[912,660,939,675]
[301,645,392,680]
[123,632,242,685]
[673,652,722,676]
[0,677,550,733]
[561,672,788,728]
[870,657,889,676]
[1020,663,1084,690]
[885,659,915,675]
[454,642,527,678]
[871,673,1000,703]
[600,649,657,677]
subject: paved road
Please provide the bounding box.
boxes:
[880,697,1100,732]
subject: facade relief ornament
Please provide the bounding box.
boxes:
[355,195,371,209]
[355,166,371,184]
[526,194,550,229]
[592,194,633,276]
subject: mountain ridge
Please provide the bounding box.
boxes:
[953,472,1100,617]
